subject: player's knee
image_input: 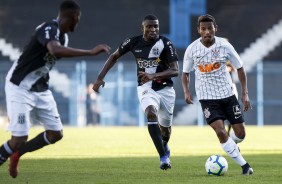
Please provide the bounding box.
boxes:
[46,130,63,143]
[231,131,245,143]
[145,107,158,122]
[9,137,27,151]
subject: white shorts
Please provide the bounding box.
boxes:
[137,86,175,127]
[5,81,63,136]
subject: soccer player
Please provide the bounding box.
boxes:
[0,0,110,178]
[181,14,254,175]
[92,14,179,170]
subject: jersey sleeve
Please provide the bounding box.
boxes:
[226,42,243,69]
[162,38,178,63]
[36,22,60,47]
[118,38,132,56]
[182,45,194,73]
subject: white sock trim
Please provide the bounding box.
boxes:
[148,122,158,125]
[43,132,52,145]
[4,141,13,154]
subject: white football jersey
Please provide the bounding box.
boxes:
[183,36,243,100]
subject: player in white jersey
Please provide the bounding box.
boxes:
[0,0,110,178]
[181,14,253,175]
[93,14,179,170]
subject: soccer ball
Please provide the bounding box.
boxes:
[205,155,228,176]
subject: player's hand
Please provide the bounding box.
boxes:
[91,44,111,55]
[92,79,105,93]
[241,93,252,111]
[184,91,193,104]
[138,71,154,84]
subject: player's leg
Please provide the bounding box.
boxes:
[137,86,169,170]
[223,95,253,175]
[144,106,166,158]
[4,104,31,178]
[209,120,252,173]
[18,90,63,157]
[230,123,246,143]
[0,136,27,166]
[9,90,63,178]
[158,86,175,159]
[226,121,232,136]
[159,125,171,157]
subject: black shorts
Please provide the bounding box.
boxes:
[199,95,245,125]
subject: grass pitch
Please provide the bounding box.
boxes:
[0,126,282,184]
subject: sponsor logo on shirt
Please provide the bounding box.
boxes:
[137,58,160,68]
[197,61,221,73]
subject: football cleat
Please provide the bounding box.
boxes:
[164,144,170,158]
[242,163,253,175]
[9,151,20,178]
[160,155,171,170]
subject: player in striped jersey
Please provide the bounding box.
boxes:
[181,14,253,175]
[93,14,179,170]
[0,0,110,178]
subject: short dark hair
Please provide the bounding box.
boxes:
[60,0,80,17]
[143,14,158,22]
[197,14,217,27]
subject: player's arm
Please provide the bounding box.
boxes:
[138,61,179,82]
[92,49,122,93]
[181,72,193,104]
[47,40,110,58]
[237,67,252,111]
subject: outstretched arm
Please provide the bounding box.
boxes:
[181,72,193,104]
[237,67,252,111]
[92,49,121,93]
[47,40,111,58]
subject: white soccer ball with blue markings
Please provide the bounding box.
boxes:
[205,155,228,176]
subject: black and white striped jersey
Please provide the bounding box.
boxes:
[118,35,178,91]
[7,20,68,92]
[183,36,243,100]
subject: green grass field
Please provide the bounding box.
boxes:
[0,126,282,184]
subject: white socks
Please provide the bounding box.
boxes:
[221,137,246,166]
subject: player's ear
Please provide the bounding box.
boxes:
[215,25,218,32]
[197,26,200,34]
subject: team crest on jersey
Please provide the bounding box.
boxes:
[152,47,159,56]
[211,49,220,58]
[203,108,211,118]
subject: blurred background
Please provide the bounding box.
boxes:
[0,0,281,127]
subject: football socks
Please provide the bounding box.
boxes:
[148,123,166,157]
[221,137,247,166]
[18,132,51,157]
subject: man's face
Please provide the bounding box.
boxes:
[70,11,81,32]
[142,19,159,41]
[198,21,217,45]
